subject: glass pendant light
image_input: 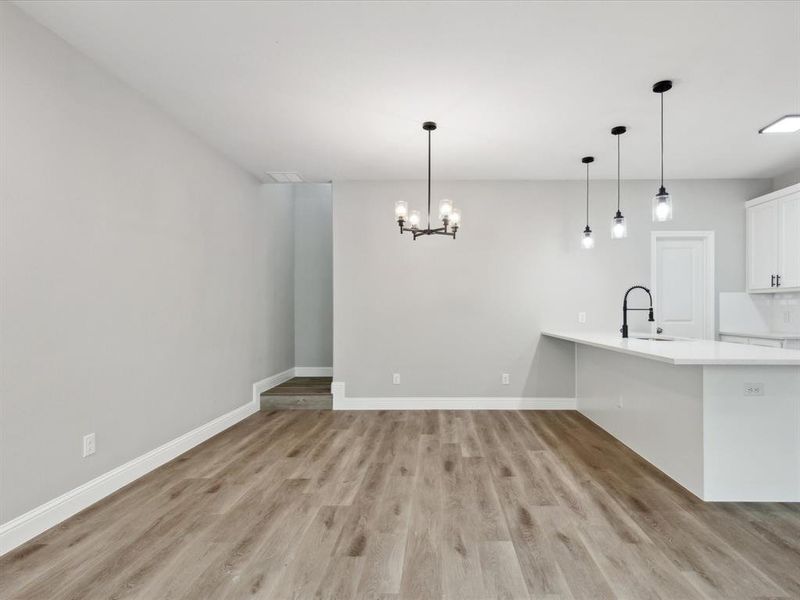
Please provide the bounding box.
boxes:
[652,80,673,222]
[581,156,595,249]
[610,126,628,239]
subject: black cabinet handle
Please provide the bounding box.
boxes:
[771,274,776,287]
[776,274,781,287]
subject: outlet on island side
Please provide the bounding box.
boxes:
[83,433,96,457]
[502,373,510,385]
[578,312,587,324]
[392,373,401,385]
[743,383,764,396]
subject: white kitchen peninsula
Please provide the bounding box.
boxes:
[543,331,800,502]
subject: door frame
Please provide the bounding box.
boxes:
[650,231,716,340]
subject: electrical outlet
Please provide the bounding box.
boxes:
[578,312,587,324]
[743,383,764,396]
[82,433,96,457]
[392,373,401,385]
[502,373,510,385]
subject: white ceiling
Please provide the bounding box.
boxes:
[16,0,800,182]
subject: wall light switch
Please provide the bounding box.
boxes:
[578,312,587,324]
[392,373,401,385]
[743,383,764,396]
[83,433,96,457]
[502,373,510,385]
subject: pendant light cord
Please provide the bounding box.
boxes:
[660,92,664,188]
[427,129,431,229]
[617,133,621,211]
[585,162,590,227]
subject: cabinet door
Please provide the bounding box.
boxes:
[778,192,800,289]
[747,200,779,291]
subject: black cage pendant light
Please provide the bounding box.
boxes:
[394,121,460,240]
[610,126,628,239]
[652,80,673,222]
[581,156,595,249]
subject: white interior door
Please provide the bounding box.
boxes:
[652,233,714,339]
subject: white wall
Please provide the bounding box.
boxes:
[0,4,294,522]
[773,167,800,191]
[333,178,770,398]
[293,184,333,369]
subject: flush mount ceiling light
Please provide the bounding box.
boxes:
[652,80,674,222]
[610,125,628,239]
[581,156,595,249]
[394,122,460,240]
[759,115,800,134]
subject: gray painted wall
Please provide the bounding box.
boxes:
[0,4,294,521]
[772,167,800,191]
[293,184,333,368]
[333,178,771,398]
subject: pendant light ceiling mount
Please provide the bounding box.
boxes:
[393,121,460,240]
[652,80,673,94]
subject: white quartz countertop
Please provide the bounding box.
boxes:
[719,330,800,340]
[542,331,800,366]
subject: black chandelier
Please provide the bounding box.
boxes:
[394,121,460,240]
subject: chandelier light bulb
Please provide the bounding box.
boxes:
[439,198,453,220]
[450,207,461,226]
[394,200,408,220]
[408,210,421,228]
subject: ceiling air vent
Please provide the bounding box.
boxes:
[266,172,304,183]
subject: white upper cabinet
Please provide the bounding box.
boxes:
[778,191,800,289]
[746,183,800,293]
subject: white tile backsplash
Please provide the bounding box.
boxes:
[719,292,800,335]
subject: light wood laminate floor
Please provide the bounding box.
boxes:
[2,410,800,599]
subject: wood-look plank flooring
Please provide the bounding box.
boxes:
[2,410,800,599]
[261,377,333,410]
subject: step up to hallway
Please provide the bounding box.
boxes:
[260,376,333,410]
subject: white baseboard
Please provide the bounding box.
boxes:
[331,382,575,410]
[294,366,333,377]
[1,368,295,557]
